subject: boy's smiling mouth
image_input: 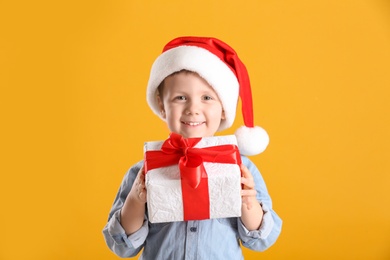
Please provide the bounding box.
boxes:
[181,121,205,126]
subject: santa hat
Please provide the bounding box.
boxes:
[146,36,269,155]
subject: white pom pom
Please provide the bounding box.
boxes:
[235,126,269,156]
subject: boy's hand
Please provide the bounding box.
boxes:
[129,165,147,204]
[121,165,147,235]
[240,164,257,210]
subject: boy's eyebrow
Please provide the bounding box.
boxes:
[201,90,219,97]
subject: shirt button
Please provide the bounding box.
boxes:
[190,227,197,232]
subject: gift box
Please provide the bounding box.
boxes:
[144,133,242,223]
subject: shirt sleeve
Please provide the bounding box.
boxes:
[237,156,283,251]
[102,160,149,258]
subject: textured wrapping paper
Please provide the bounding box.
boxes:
[144,134,242,223]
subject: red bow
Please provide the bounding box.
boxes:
[145,133,241,188]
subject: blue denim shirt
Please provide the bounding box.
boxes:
[103,156,282,259]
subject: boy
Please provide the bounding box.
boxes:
[103,36,282,259]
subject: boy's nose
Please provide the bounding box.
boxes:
[185,109,199,115]
[185,102,200,115]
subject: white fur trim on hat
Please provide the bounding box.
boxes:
[235,126,269,155]
[146,45,239,131]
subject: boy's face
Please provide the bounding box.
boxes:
[157,72,225,138]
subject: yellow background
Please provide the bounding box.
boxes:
[1,0,389,259]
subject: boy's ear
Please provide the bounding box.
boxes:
[221,109,226,120]
[157,95,166,119]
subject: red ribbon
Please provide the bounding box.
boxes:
[145,133,241,221]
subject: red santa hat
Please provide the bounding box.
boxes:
[146,36,269,155]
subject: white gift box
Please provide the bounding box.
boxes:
[144,134,242,223]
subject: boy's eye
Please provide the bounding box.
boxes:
[175,96,186,100]
[203,95,213,100]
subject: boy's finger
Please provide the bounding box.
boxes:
[241,177,254,189]
[240,164,248,176]
[240,164,253,180]
[241,172,255,185]
[241,189,257,196]
[140,165,145,174]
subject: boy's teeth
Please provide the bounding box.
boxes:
[186,122,202,126]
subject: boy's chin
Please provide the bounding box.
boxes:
[178,132,215,139]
